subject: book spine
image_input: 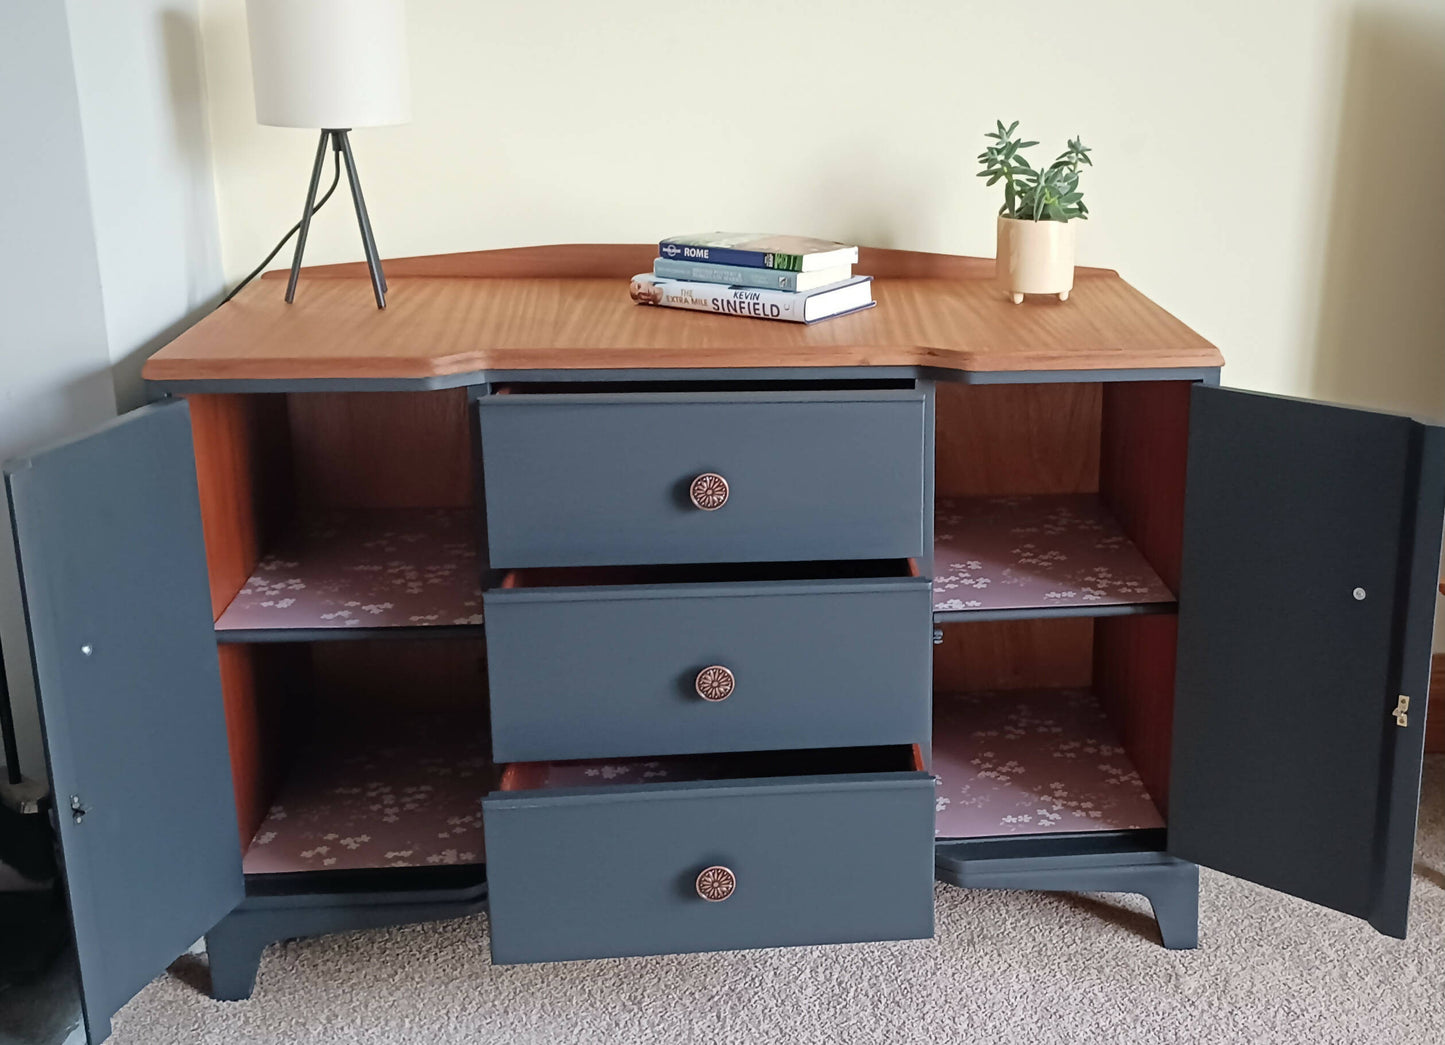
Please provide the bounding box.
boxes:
[657,243,805,272]
[630,276,810,322]
[653,258,804,291]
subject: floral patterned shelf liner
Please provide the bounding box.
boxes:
[933,494,1175,614]
[243,715,493,874]
[933,689,1164,838]
[215,508,484,633]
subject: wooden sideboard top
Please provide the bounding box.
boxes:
[142,244,1224,382]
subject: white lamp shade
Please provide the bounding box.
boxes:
[246,0,411,129]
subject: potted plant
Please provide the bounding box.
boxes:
[977,121,1092,303]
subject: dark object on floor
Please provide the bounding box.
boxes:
[0,889,82,1045]
[0,788,55,886]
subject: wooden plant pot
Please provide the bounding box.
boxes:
[996,216,1077,303]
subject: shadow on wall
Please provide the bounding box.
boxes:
[1310,5,1445,418]
[108,9,225,413]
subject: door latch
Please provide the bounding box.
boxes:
[69,794,89,825]
[1393,695,1410,728]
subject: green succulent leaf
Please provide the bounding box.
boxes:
[977,120,1091,221]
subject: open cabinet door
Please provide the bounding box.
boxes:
[5,400,243,1043]
[1169,386,1445,938]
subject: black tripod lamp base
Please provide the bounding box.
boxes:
[287,128,388,309]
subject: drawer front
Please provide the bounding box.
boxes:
[477,390,927,568]
[483,772,936,963]
[485,576,932,763]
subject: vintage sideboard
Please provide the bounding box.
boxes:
[6,245,1440,1044]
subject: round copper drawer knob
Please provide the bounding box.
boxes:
[695,665,735,702]
[696,865,736,902]
[689,472,729,511]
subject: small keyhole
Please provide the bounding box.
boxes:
[1352,588,1367,601]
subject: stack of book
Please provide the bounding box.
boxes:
[629,233,874,324]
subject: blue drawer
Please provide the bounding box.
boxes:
[476,390,927,568]
[483,747,936,964]
[484,567,932,762]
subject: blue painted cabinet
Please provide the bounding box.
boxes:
[476,390,928,568]
[1168,386,1445,937]
[5,370,1444,1042]
[4,401,244,1045]
[484,759,936,964]
[485,571,932,762]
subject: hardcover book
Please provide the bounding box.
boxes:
[653,257,853,292]
[657,233,859,272]
[629,273,874,324]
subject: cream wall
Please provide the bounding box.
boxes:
[197,0,1445,633]
[0,0,224,782]
[197,0,1445,416]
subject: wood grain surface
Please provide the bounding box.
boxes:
[143,245,1223,382]
[933,618,1095,692]
[934,382,1101,496]
[187,394,293,618]
[287,389,474,508]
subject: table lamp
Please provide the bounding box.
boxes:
[246,0,410,309]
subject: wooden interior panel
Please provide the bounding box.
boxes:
[1092,381,1193,814]
[1099,381,1192,590]
[287,389,474,509]
[309,638,488,718]
[934,383,1101,496]
[218,644,307,850]
[1094,614,1178,815]
[932,619,1094,692]
[187,393,293,619]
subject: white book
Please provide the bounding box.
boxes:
[629,273,874,324]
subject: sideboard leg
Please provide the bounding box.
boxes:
[936,845,1200,950]
[1141,860,1199,950]
[205,918,268,1001]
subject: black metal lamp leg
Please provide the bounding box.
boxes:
[286,129,332,304]
[335,129,387,309]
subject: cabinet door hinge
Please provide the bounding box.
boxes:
[1393,695,1410,728]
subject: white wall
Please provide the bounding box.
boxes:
[66,0,225,411]
[196,0,1445,417]
[0,3,119,782]
[0,1,224,780]
[196,0,1445,642]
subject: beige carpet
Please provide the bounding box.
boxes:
[112,757,1445,1045]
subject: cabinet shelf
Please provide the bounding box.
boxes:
[933,494,1176,621]
[215,508,485,642]
[933,689,1164,840]
[242,713,492,876]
